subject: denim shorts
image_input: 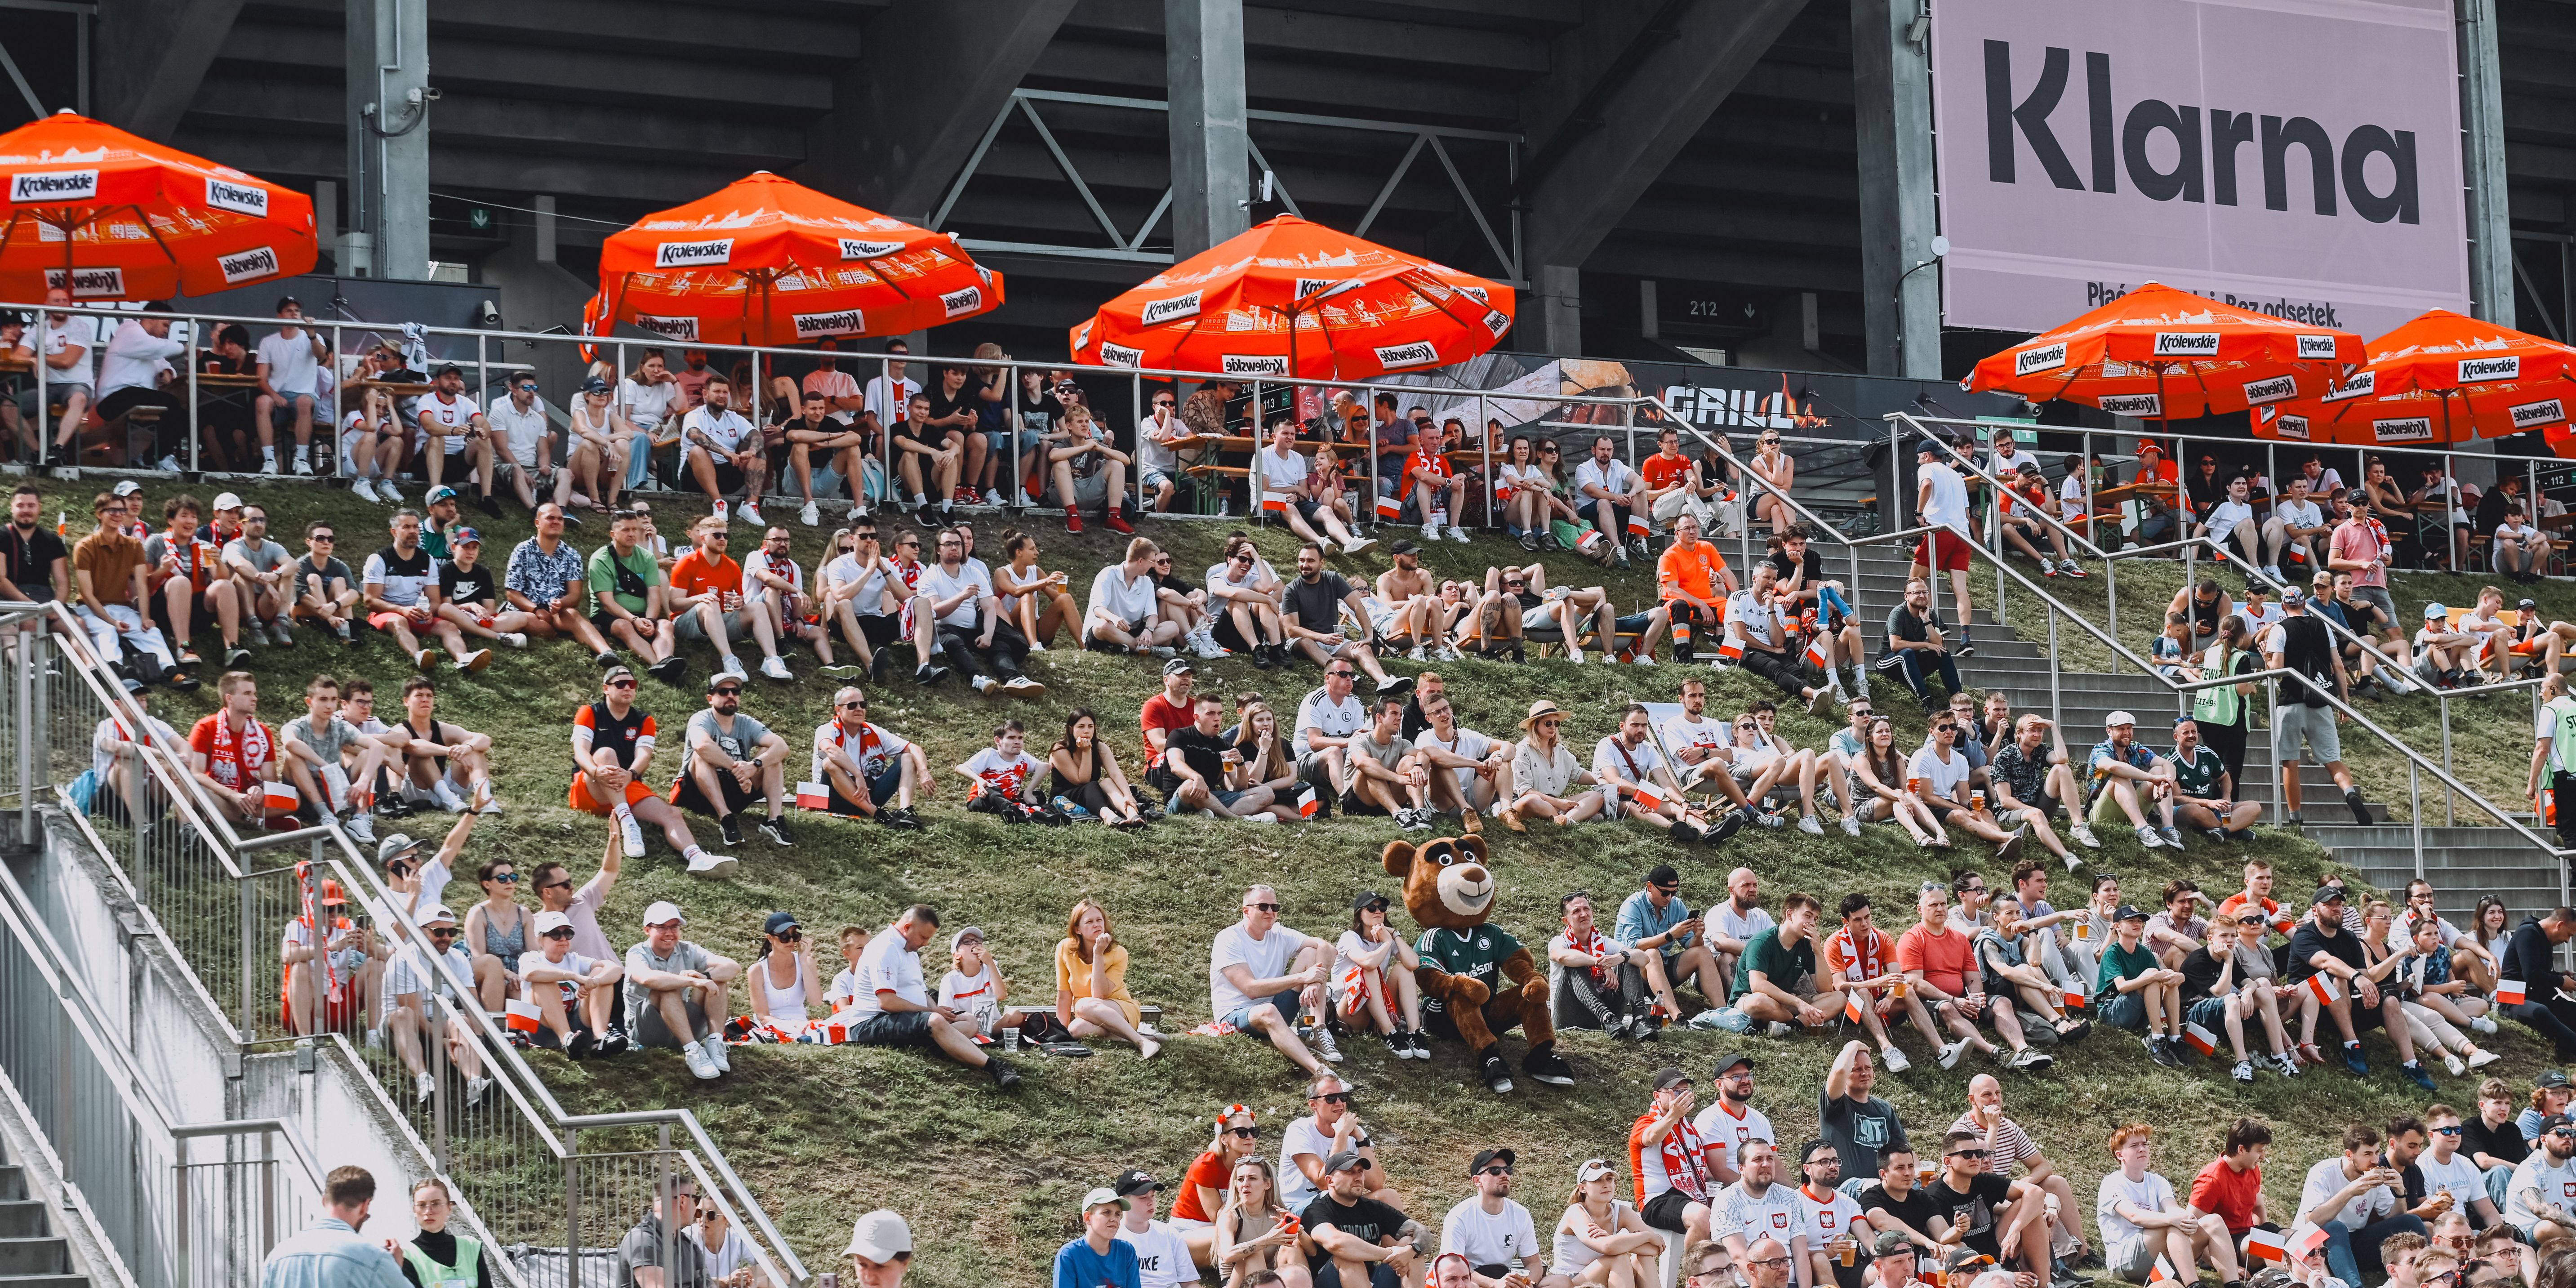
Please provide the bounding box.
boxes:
[2185,995,2233,1033]
[2102,989,2148,1031]
[1220,989,1300,1033]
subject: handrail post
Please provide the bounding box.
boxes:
[237,874,255,1039]
[2047,608,2062,731]
[565,1123,581,1282]
[2411,760,2425,878]
[657,1123,676,1287]
[2442,696,2455,827]
[187,313,200,474]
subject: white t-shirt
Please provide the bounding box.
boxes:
[280,917,371,980]
[2417,1150,2488,1212]
[1441,1196,1541,1270]
[742,547,799,607]
[1574,457,1639,499]
[813,719,910,784]
[2058,474,2089,520]
[255,329,323,396]
[1711,1181,1808,1245]
[1137,415,1183,475]
[1116,1220,1197,1288]
[2298,1157,2395,1232]
[828,965,862,1012]
[1909,745,1970,800]
[418,392,480,452]
[848,930,929,1017]
[1793,1184,1864,1253]
[823,553,894,617]
[487,397,550,458]
[1918,461,1971,534]
[1415,726,1493,796]
[619,378,680,432]
[957,746,1042,800]
[862,374,920,429]
[916,562,992,630]
[1087,564,1160,629]
[36,320,91,382]
[2206,499,2256,544]
[2276,499,2326,533]
[1208,922,1312,1019]
[96,320,180,398]
[1591,735,1665,788]
[2234,602,2283,640]
[383,941,475,1016]
[1294,689,1368,758]
[937,965,1005,1036]
[1691,1101,1777,1177]
[1260,445,1310,496]
[1664,713,1731,766]
[516,948,599,1006]
[1278,1115,1340,1213]
[1725,589,1784,650]
[1709,902,1776,949]
[2510,1153,2576,1232]
[680,406,753,463]
[2095,1170,2177,1248]
[1206,559,1278,602]
[688,1227,759,1284]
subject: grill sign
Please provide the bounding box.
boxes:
[42,267,123,298]
[655,239,733,268]
[1140,290,1203,326]
[792,309,866,339]
[837,239,903,260]
[11,169,97,204]
[2097,392,2162,416]
[218,245,280,284]
[633,312,701,341]
[1098,342,1143,368]
[940,286,983,318]
[2015,343,2068,376]
[1375,341,1440,370]
[2373,416,2434,442]
[2153,331,2220,357]
[205,178,269,218]
[2459,355,2520,383]
[1221,354,1289,376]
[2511,398,2566,429]
[2242,374,2297,405]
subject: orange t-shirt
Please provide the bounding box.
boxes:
[1658,540,1726,604]
[1404,449,1451,483]
[667,550,743,612]
[1640,452,1693,492]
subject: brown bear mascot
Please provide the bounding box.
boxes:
[1385,835,1574,1093]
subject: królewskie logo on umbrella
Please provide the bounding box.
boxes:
[1292,278,1359,303]
[2270,412,2312,440]
[2241,374,2298,406]
[2296,335,2342,361]
[1482,310,1511,338]
[1097,342,1143,369]
[2512,398,2567,430]
[2014,342,2068,376]
[2096,392,2161,417]
[10,169,97,204]
[2373,416,2434,442]
[837,238,903,260]
[2151,331,2221,357]
[204,177,270,218]
[654,238,733,269]
[1222,354,1290,377]
[2458,355,2521,383]
[218,245,280,284]
[940,285,983,318]
[1140,290,1203,326]
[42,266,122,298]
[792,308,866,339]
[2321,370,2376,402]
[1375,340,1441,370]
[633,312,702,341]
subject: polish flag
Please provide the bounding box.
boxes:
[1376,494,1404,521]
[504,998,541,1034]
[1633,782,1667,813]
[1846,993,1865,1024]
[1628,513,1651,537]
[1263,494,1290,513]
[2146,1255,2180,1284]
[1804,637,1830,669]
[2184,1022,2220,1058]
[262,780,300,812]
[2498,979,2528,1006]
[2062,987,2087,1011]
[794,780,831,810]
[2243,1229,2288,1263]
[2304,973,2341,1005]
[1298,785,1319,818]
[1715,635,1745,661]
[2294,1226,2330,1256]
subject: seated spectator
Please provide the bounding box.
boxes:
[1791,1141,1868,1288]
[676,373,768,526]
[2457,588,2518,685]
[499,504,618,664]
[1726,891,1854,1041]
[1412,693,1506,833]
[1336,890,1426,1059]
[1206,536,1290,668]
[2387,916,2503,1077]
[935,923,1027,1045]
[818,519,911,679]
[1572,436,1650,568]
[2508,1110,2576,1246]
[1089,536,1187,659]
[279,673,382,841]
[1499,700,1603,830]
[72,490,186,689]
[2300,1123,2423,1283]
[1549,890,1674,1038]
[588,508,685,684]
[280,875,376,1038]
[521,909,620,1056]
[2085,712,2178,850]
[1988,714,2097,861]
[215,502,296,649]
[1056,1186,1146,1288]
[1228,700,1307,824]
[1921,1129,2050,1280]
[806,686,925,829]
[1280,1072,1402,1221]
[2098,1123,2239,1287]
[2099,903,2189,1066]
[989,530,1077,654]
[1053,898,1157,1059]
[1617,865,1726,1022]
[672,673,793,851]
[1550,1159,1658,1288]
[1819,894,1942,1073]
[1108,1170,1199,1288]
[1973,898,2082,1052]
[2293,884,2434,1085]
[2463,1079,2531,1212]
[954,718,1050,822]
[145,494,250,667]
[1726,562,1836,717]
[669,519,780,683]
[1712,1141,1809,1270]
[843,903,1019,1088]
[2494,504,2542,584]
[1370,540,1449,663]
[1139,659,1197,798]
[2417,1103,2503,1230]
[1307,1151,1418,1288]
[1441,1148,1552,1288]
[188,669,289,824]
[622,900,738,1082]
[1282,544,1412,694]
[915,526,1042,695]
[1878,579,1964,713]
[1261,419,1371,557]
[458,856,534,1015]
[1907,714,2018,854]
[739,910,824,1033]
[1336,696,1433,829]
[1595,703,1717,841]
[1211,885,1336,1073]
[1897,882,1995,1071]
[1048,707,1152,828]
[1631,1067,1721,1248]
[1399,422,1468,544]
[571,667,731,875]
[383,674,498,815]
[1857,1145,1942,1256]
[383,903,494,1105]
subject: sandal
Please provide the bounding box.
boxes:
[2055,1017,2091,1041]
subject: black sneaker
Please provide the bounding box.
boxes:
[600,1027,630,1055]
[569,1030,596,1060]
[2344,788,2371,824]
[914,663,949,686]
[758,816,795,847]
[595,651,620,669]
[476,494,502,518]
[648,656,688,685]
[986,1056,1021,1090]
[1957,637,1975,658]
[1382,1031,1409,1060]
[720,814,746,847]
[915,503,938,530]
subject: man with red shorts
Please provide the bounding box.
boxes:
[1909,433,1979,658]
[569,666,734,878]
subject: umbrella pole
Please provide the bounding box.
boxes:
[2444,394,2458,570]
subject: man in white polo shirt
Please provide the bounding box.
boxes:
[485,371,554,517]
[253,295,328,477]
[1086,535,1184,658]
[843,901,1020,1089]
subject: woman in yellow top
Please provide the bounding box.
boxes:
[1057,898,1159,1059]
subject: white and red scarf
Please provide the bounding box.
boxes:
[206,713,271,788]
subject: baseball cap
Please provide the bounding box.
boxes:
[533,910,571,936]
[452,526,482,547]
[1352,890,1389,912]
[1161,657,1195,676]
[210,492,245,513]
[376,833,422,864]
[949,926,985,953]
[1646,864,1680,889]
[1080,1186,1126,1213]
[418,903,458,926]
[602,664,637,686]
[1873,1232,1915,1260]
[2543,1113,2576,1135]
[1324,1150,1369,1174]
[426,485,458,504]
[1388,538,1419,555]
[1112,1169,1159,1197]
[110,480,140,497]
[844,1210,912,1261]
[763,911,801,937]
[2281,587,2307,607]
[1713,1053,1754,1077]
[2310,887,2348,907]
[1469,1147,1517,1175]
[317,879,346,906]
[2425,602,2447,619]
[2104,710,2136,728]
[1944,1248,1998,1273]
[2113,904,2148,922]
[1575,1158,1617,1183]
[582,375,611,395]
[1653,1067,1692,1091]
[2540,1071,2574,1091]
[706,673,744,693]
[641,900,685,928]
[2523,599,2540,611]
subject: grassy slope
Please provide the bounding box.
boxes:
[55,475,2555,1283]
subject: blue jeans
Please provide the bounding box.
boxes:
[2486,1163,2516,1211]
[2322,1215,2425,1285]
[1878,649,1965,702]
[2102,989,2147,1032]
[627,434,658,489]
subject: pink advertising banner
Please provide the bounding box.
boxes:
[1929,0,2470,339]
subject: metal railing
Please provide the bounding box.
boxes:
[31,600,811,1287]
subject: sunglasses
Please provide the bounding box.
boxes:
[1327,670,1355,678]
[489,872,519,883]
[538,878,571,891]
[310,534,335,543]
[543,928,574,940]
[1246,902,1281,913]
[712,686,743,696]
[1312,1092,1352,1105]
[1478,1165,1513,1176]
[775,929,802,941]
[1948,1149,1991,1160]
[2433,1125,2462,1136]
[428,928,462,940]
[1227,1127,1259,1139]
[838,700,868,710]
[607,678,637,690]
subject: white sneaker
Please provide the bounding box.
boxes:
[1798,814,1824,836]
[701,1035,731,1074]
[1407,643,1428,661]
[741,503,765,527]
[721,654,750,682]
[1880,1046,1911,1072]
[1424,521,1441,543]
[2264,566,2283,583]
[2469,1047,2503,1068]
[618,811,646,858]
[983,489,1005,508]
[760,655,792,681]
[351,477,380,503]
[294,456,315,477]
[2472,1014,2499,1035]
[1841,811,1863,838]
[416,1072,436,1102]
[1241,812,1279,825]
[1437,642,1461,661]
[1631,654,1655,666]
[430,779,468,813]
[346,811,376,844]
[1447,525,1469,543]
[1937,1038,1970,1070]
[1192,630,1226,660]
[500,632,528,649]
[2133,824,2163,849]
[2070,821,2102,849]
[465,1075,493,1106]
[2444,1052,2468,1076]
[157,455,182,472]
[261,456,279,475]
[712,499,730,525]
[682,1041,720,1080]
[1309,1025,1344,1064]
[800,501,820,527]
[473,780,501,815]
[1343,536,1376,554]
[1568,646,1585,664]
[686,851,739,878]
[972,674,997,695]
[378,482,403,505]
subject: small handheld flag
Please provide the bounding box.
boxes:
[1633,782,1667,813]
[504,998,541,1034]
[1376,494,1403,521]
[2498,979,2528,1006]
[794,780,831,810]
[1298,785,1319,818]
[262,780,300,812]
[2063,987,2087,1011]
[2244,1229,2288,1263]
[1627,513,1651,537]
[2305,973,2341,1005]
[2184,1022,2219,1058]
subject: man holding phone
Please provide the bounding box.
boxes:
[2296,1123,2425,1286]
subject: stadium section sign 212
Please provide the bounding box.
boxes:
[1928,0,2471,338]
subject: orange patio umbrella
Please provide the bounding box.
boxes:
[595,171,1001,348]
[0,109,314,300]
[1068,214,1514,379]
[2248,308,2576,451]
[1964,281,2362,432]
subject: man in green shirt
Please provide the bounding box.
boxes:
[589,509,684,684]
[2098,904,2186,1068]
[2167,718,2262,843]
[2528,672,2576,849]
[1731,891,1842,1038]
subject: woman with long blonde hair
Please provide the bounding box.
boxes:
[1213,1155,1312,1288]
[1055,898,1156,1058]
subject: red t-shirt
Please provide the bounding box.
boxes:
[190,712,275,790]
[1141,693,1193,749]
[1641,452,1693,492]
[2188,1156,2263,1234]
[1405,450,1451,484]
[668,550,743,612]
[1171,1150,1232,1223]
[1895,921,1975,997]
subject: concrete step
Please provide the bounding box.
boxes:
[0,1204,44,1239]
[0,1170,24,1203]
[2304,824,2540,847]
[0,1238,68,1277]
